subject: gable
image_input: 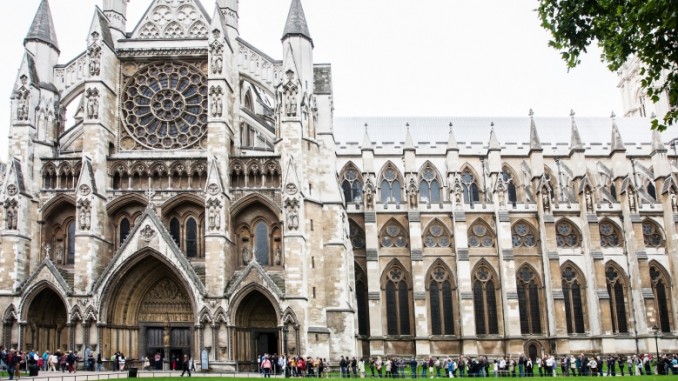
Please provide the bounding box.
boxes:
[131,0,211,40]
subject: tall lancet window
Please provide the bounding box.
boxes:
[605,264,629,333]
[380,166,401,206]
[255,221,270,265]
[562,264,586,334]
[67,221,76,265]
[461,170,480,204]
[517,266,543,334]
[428,263,455,335]
[119,218,131,246]
[473,264,499,335]
[419,165,441,204]
[341,166,363,206]
[384,266,411,335]
[650,264,672,333]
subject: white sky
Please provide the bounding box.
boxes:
[0,0,623,158]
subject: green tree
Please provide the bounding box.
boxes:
[538,0,677,130]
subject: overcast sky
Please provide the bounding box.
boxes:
[0,0,624,157]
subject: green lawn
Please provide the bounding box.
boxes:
[134,376,674,380]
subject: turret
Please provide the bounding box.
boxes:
[24,0,59,83]
[281,0,313,96]
[102,0,128,41]
[216,0,239,37]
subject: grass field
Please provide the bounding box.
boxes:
[130,377,674,381]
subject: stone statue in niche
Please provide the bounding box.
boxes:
[207,199,221,230]
[283,70,298,117]
[15,85,30,121]
[87,32,101,76]
[242,244,250,265]
[210,30,224,75]
[408,178,418,208]
[3,199,18,230]
[286,201,299,230]
[44,243,51,259]
[274,245,281,266]
[86,88,99,119]
[671,190,678,213]
[210,86,223,117]
[78,199,91,230]
[56,245,64,263]
[542,187,550,212]
[628,188,637,212]
[585,188,593,213]
[363,179,374,210]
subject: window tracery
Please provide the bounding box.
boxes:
[642,220,664,248]
[555,220,581,248]
[380,221,408,248]
[600,221,623,248]
[428,263,455,335]
[512,221,538,248]
[422,221,452,248]
[121,61,208,151]
[650,264,672,332]
[460,168,480,204]
[605,264,629,333]
[473,263,499,335]
[349,220,366,249]
[468,221,495,248]
[384,265,411,335]
[517,266,542,334]
[341,165,363,206]
[562,264,586,334]
[502,168,518,205]
[379,164,402,206]
[419,164,441,205]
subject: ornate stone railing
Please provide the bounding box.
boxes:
[230,188,282,207]
[236,39,282,94]
[54,51,88,93]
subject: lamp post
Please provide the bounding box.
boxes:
[652,325,660,374]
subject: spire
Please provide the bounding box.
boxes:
[282,0,313,46]
[528,109,542,151]
[361,123,373,151]
[404,123,415,151]
[488,124,500,151]
[569,109,584,152]
[25,0,59,52]
[610,111,625,153]
[447,122,458,151]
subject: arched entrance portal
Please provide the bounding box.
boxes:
[104,255,195,367]
[24,287,68,352]
[234,291,279,371]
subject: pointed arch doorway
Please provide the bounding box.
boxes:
[103,255,195,366]
[233,290,279,371]
[22,287,68,352]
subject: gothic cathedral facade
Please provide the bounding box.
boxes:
[1,0,677,368]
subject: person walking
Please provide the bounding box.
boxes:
[180,354,191,377]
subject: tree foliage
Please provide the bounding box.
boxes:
[538,0,677,130]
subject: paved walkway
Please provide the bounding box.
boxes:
[1,370,276,380]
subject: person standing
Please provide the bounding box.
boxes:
[96,353,103,372]
[180,354,191,377]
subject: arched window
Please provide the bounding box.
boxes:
[186,217,198,258]
[517,266,542,334]
[428,263,455,335]
[244,90,253,112]
[600,221,623,248]
[650,264,672,333]
[468,221,495,248]
[461,169,480,204]
[384,266,411,335]
[67,221,76,265]
[422,220,453,248]
[502,169,517,206]
[419,164,441,204]
[642,220,664,248]
[512,221,538,248]
[170,218,181,245]
[119,218,131,245]
[380,165,401,206]
[473,263,499,335]
[555,220,581,248]
[355,267,370,336]
[605,264,629,333]
[255,221,270,265]
[562,264,586,334]
[349,220,366,249]
[341,166,363,206]
[380,221,408,248]
[647,182,657,200]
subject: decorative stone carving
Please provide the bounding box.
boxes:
[363,178,374,210]
[453,179,463,209]
[78,199,92,230]
[285,198,300,230]
[209,30,224,75]
[285,183,298,195]
[671,190,678,213]
[542,187,551,212]
[87,32,102,77]
[79,184,91,196]
[281,70,298,117]
[44,243,51,259]
[207,183,220,196]
[3,199,18,230]
[86,88,99,120]
[496,177,507,210]
[207,198,222,231]
[585,187,594,213]
[407,178,418,208]
[210,86,223,117]
[628,188,637,212]
[15,81,30,121]
[140,224,156,242]
[274,245,282,266]
[242,244,251,265]
[6,184,18,196]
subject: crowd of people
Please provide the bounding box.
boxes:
[257,352,678,378]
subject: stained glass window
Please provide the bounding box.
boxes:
[562,265,586,334]
[556,220,581,248]
[517,266,542,334]
[642,220,664,248]
[473,264,499,335]
[512,222,538,248]
[600,221,622,248]
[605,265,628,333]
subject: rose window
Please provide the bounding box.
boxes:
[555,220,581,248]
[122,62,208,150]
[468,223,494,248]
